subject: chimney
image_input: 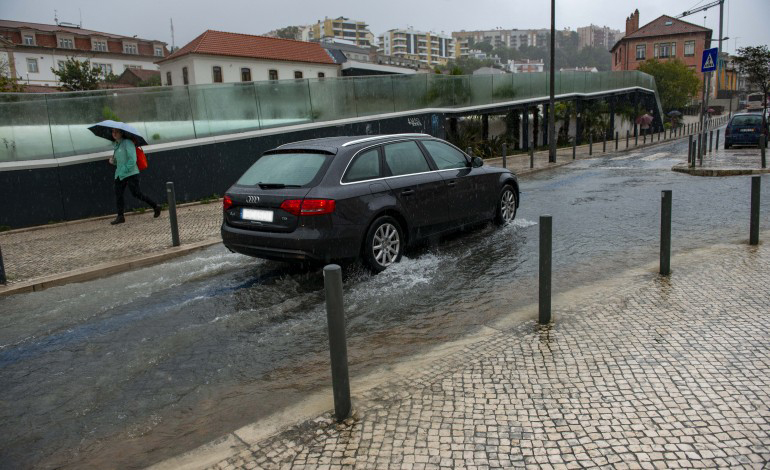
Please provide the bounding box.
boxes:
[625,9,640,37]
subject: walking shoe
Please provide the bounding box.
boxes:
[153,206,162,218]
[110,216,125,225]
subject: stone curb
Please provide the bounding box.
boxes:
[0,238,222,298]
[671,164,770,177]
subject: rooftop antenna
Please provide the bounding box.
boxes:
[79,8,82,28]
[54,9,58,26]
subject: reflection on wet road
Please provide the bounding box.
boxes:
[1,138,767,469]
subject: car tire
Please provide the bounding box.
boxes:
[363,216,403,272]
[494,184,517,226]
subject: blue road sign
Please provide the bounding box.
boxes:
[702,47,718,72]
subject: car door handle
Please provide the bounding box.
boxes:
[447,180,457,187]
[401,189,415,196]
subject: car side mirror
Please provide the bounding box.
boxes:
[471,156,483,168]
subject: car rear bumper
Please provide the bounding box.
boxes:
[221,222,363,263]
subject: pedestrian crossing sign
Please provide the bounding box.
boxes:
[701,48,718,72]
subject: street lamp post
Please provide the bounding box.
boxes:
[548,0,556,163]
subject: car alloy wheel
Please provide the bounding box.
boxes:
[495,185,517,225]
[364,216,403,272]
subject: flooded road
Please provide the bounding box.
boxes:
[1,138,768,469]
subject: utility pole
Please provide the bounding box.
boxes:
[548,0,556,163]
[717,0,724,99]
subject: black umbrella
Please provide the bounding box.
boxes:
[88,120,148,146]
[667,110,682,117]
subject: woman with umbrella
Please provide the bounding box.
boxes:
[89,120,161,225]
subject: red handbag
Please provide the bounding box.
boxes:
[135,146,148,171]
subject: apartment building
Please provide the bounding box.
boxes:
[378,28,455,67]
[577,24,622,50]
[452,28,550,52]
[610,10,712,85]
[309,17,374,48]
[0,19,167,87]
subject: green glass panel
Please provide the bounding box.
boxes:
[307,77,356,122]
[352,76,395,116]
[0,94,52,161]
[392,75,427,112]
[530,72,547,97]
[182,83,260,137]
[491,74,515,102]
[425,75,470,107]
[469,74,493,106]
[255,79,312,129]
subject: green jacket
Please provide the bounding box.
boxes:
[113,139,139,181]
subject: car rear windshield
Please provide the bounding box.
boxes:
[731,115,762,126]
[236,152,331,187]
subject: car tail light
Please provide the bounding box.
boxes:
[223,195,233,211]
[280,199,335,216]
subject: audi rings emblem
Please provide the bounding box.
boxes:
[247,195,260,204]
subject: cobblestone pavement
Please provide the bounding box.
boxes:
[0,201,222,285]
[208,242,770,469]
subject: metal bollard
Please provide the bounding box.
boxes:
[529,136,534,168]
[688,135,693,164]
[603,133,606,153]
[166,182,180,247]
[615,131,619,151]
[572,136,576,160]
[323,264,352,422]
[691,136,696,168]
[626,130,630,149]
[502,143,507,169]
[589,134,593,156]
[539,215,552,325]
[709,130,713,153]
[660,190,672,276]
[750,176,761,246]
[466,146,472,156]
[635,131,638,147]
[761,135,767,169]
[716,129,720,151]
[0,245,6,285]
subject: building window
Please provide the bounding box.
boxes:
[318,72,325,78]
[166,72,172,86]
[636,44,646,60]
[58,38,74,49]
[269,69,278,80]
[93,41,108,52]
[26,58,39,73]
[124,64,141,70]
[212,66,223,83]
[94,63,113,76]
[241,68,251,82]
[182,67,189,85]
[154,47,163,57]
[294,71,303,79]
[23,35,34,45]
[655,42,676,59]
[123,44,138,54]
[684,41,695,56]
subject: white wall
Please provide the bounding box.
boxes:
[160,54,340,86]
[14,49,160,86]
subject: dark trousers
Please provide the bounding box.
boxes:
[115,174,157,216]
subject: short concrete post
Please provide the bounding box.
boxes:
[660,190,672,276]
[502,143,507,169]
[716,129,720,151]
[690,136,696,168]
[688,135,693,164]
[529,135,534,168]
[635,131,638,147]
[709,130,713,153]
[615,131,619,151]
[323,264,352,422]
[572,135,577,160]
[166,182,180,247]
[539,215,552,325]
[589,134,593,156]
[761,135,767,169]
[603,132,607,153]
[626,130,630,149]
[0,245,6,285]
[750,176,761,245]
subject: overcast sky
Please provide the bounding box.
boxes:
[1,0,767,55]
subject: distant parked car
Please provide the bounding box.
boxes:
[221,134,520,271]
[725,113,769,149]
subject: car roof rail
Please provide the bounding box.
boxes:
[341,133,432,147]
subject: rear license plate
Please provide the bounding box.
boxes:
[740,129,754,132]
[242,208,273,222]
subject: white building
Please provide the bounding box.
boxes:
[157,30,340,86]
[0,19,167,87]
[378,28,455,66]
[507,59,544,73]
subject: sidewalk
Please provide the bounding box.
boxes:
[155,238,770,470]
[0,119,740,297]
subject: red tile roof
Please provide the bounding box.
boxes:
[612,15,711,51]
[0,19,164,43]
[158,30,336,65]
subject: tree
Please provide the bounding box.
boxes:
[734,45,770,129]
[637,58,700,112]
[0,57,23,92]
[51,57,102,91]
[274,26,300,40]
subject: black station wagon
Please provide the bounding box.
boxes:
[221,134,520,271]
